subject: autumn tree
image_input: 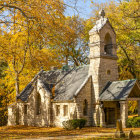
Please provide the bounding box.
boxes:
[0,1,91,125]
[0,61,8,126]
[0,0,65,95]
[0,0,67,124]
[54,16,92,66]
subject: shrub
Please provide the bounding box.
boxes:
[62,119,87,130]
[126,117,134,128]
[127,117,140,128]
[133,117,140,128]
[71,119,79,129]
[62,120,74,130]
[78,119,87,129]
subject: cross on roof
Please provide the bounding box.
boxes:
[99,9,105,18]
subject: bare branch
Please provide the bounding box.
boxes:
[0,21,27,27]
[118,43,137,78]
[0,4,35,19]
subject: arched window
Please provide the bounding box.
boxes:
[104,33,113,55]
[24,105,27,115]
[16,107,19,125]
[36,93,41,115]
[83,99,88,116]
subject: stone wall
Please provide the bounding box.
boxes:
[7,104,17,126]
[8,77,94,127]
[52,102,76,127]
[8,79,52,127]
[75,77,94,126]
[52,77,94,127]
[26,80,51,127]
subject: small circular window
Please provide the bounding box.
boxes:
[107,70,111,75]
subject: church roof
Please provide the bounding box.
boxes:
[89,18,108,34]
[89,18,116,35]
[53,66,90,101]
[17,65,89,102]
[99,79,138,101]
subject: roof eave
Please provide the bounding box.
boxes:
[52,99,74,103]
[99,99,127,102]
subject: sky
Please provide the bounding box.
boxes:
[64,0,113,19]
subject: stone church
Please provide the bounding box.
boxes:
[8,10,140,128]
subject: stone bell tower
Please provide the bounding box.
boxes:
[89,9,119,102]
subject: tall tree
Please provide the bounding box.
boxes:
[0,0,65,100]
[54,16,92,66]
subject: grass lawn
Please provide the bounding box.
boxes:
[0,126,140,139]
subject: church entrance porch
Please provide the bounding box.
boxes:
[103,101,120,126]
[99,79,140,128]
[101,99,140,128]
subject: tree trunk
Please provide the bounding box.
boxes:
[15,73,19,97]
[120,45,136,78]
[66,55,68,65]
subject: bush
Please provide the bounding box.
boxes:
[126,117,134,128]
[62,120,74,130]
[71,119,79,129]
[62,119,87,130]
[133,117,140,128]
[78,119,87,129]
[127,117,140,128]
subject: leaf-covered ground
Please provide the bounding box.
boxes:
[0,126,140,139]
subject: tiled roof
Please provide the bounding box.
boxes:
[17,65,89,102]
[89,18,108,34]
[99,79,137,101]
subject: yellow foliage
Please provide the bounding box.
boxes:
[0,0,65,107]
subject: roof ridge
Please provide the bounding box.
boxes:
[43,65,89,73]
[30,69,44,83]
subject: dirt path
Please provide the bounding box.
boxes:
[25,133,114,140]
[1,126,140,140]
[25,131,134,140]
[23,130,140,140]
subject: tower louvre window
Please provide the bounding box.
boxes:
[104,33,113,55]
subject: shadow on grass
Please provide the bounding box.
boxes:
[2,126,136,139]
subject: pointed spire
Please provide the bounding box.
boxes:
[99,9,105,19]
